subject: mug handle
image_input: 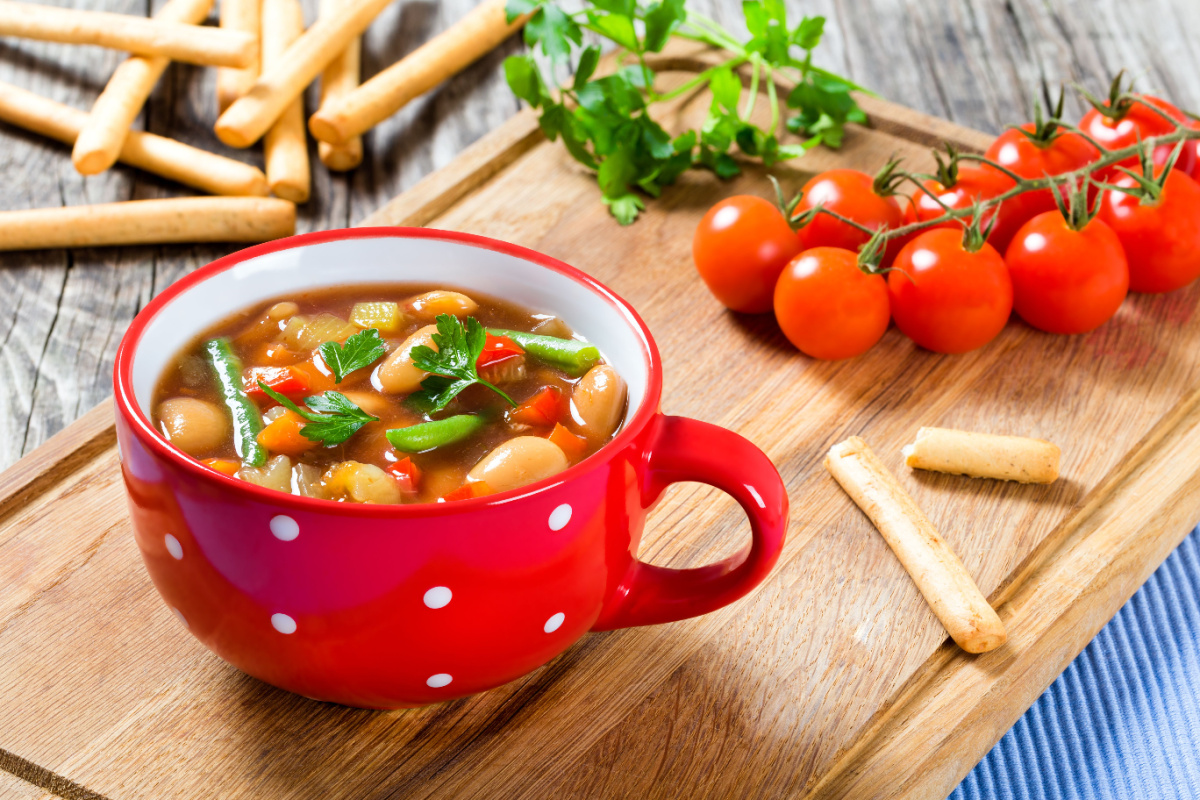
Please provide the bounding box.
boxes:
[591,415,789,631]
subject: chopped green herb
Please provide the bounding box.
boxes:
[410,314,516,414]
[318,328,386,383]
[258,382,378,447]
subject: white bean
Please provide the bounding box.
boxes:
[571,365,627,440]
[267,301,299,322]
[157,397,230,456]
[405,290,478,320]
[467,436,569,493]
[376,324,438,395]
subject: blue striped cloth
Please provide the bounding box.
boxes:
[951,527,1200,799]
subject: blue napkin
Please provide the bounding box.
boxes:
[952,527,1200,799]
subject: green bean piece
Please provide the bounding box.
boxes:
[488,328,601,377]
[204,338,267,468]
[386,415,484,453]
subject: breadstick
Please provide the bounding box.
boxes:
[217,0,262,112]
[214,0,394,148]
[0,0,256,68]
[903,427,1060,484]
[315,0,362,171]
[261,0,309,202]
[0,82,268,197]
[825,436,1007,654]
[0,198,293,250]
[309,0,527,145]
[72,0,214,175]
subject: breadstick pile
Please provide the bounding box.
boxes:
[0,0,530,251]
[826,427,1062,654]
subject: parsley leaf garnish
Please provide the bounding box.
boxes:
[318,328,386,383]
[410,314,516,414]
[257,382,378,447]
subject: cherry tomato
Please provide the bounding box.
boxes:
[1079,95,1194,178]
[773,247,890,360]
[1098,166,1200,293]
[1004,212,1128,334]
[888,229,1013,354]
[792,169,905,263]
[984,124,1101,225]
[693,195,801,313]
[908,163,1036,253]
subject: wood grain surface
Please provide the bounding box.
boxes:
[4,57,1200,798]
[0,771,49,800]
[2,2,1200,799]
[1,0,1199,471]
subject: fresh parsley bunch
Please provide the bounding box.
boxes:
[504,0,869,223]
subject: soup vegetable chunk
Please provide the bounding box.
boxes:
[152,285,629,504]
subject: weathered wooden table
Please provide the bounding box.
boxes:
[2,0,1198,470]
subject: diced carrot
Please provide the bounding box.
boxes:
[547,423,587,463]
[476,333,524,369]
[244,365,311,398]
[256,410,317,457]
[439,480,492,503]
[387,457,422,494]
[511,386,563,427]
[202,458,241,476]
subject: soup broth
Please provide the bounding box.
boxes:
[151,283,628,504]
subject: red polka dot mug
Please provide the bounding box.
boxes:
[113,228,789,709]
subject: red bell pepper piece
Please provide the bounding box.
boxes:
[476,333,524,369]
[244,365,311,398]
[440,481,492,503]
[387,457,422,494]
[511,386,563,427]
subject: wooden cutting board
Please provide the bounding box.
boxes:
[5,44,1200,800]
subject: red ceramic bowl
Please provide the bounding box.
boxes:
[113,227,789,709]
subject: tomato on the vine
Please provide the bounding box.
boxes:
[1079,94,1195,178]
[907,163,1035,253]
[888,228,1013,354]
[984,124,1101,224]
[693,195,800,313]
[773,247,890,360]
[1098,166,1200,293]
[1005,212,1129,334]
[792,169,905,263]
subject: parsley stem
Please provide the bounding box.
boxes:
[682,11,743,52]
[766,64,779,133]
[741,55,761,122]
[654,56,749,103]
